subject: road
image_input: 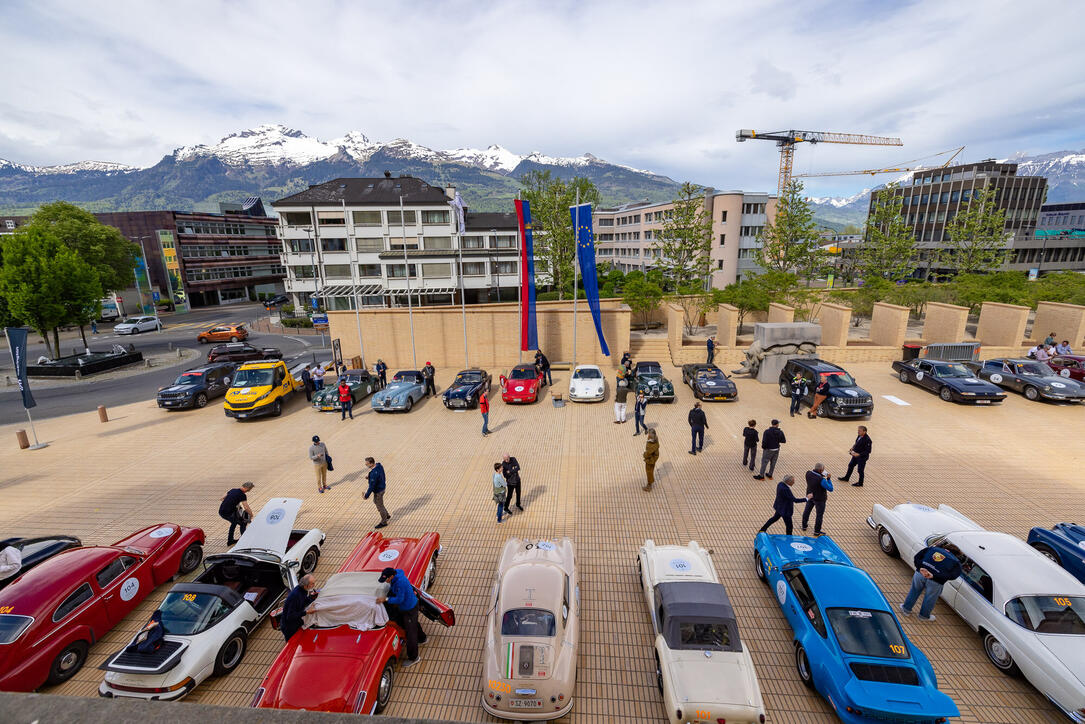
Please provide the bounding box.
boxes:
[0,304,333,424]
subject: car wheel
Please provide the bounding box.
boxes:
[405,397,413,412]
[983,632,1020,676]
[754,552,768,583]
[939,386,954,402]
[654,652,664,696]
[795,644,815,689]
[300,546,319,575]
[375,660,394,713]
[230,336,239,342]
[179,543,203,574]
[423,552,438,592]
[271,400,282,417]
[779,381,790,397]
[195,393,208,409]
[1023,385,1040,401]
[817,402,829,417]
[213,630,248,676]
[899,370,910,383]
[198,337,207,344]
[1029,542,1061,565]
[877,527,899,558]
[47,640,88,685]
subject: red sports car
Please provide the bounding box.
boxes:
[251,531,454,714]
[1047,353,1085,382]
[0,523,204,691]
[500,364,543,404]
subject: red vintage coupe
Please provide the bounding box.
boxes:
[500,364,544,404]
[251,531,454,714]
[1047,353,1085,382]
[0,523,204,691]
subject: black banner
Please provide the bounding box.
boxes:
[5,327,37,409]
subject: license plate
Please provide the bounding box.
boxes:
[510,699,543,709]
[976,400,991,404]
[238,413,249,418]
[852,408,864,413]
[320,406,335,411]
[163,401,176,406]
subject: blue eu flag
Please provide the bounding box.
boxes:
[569,203,610,357]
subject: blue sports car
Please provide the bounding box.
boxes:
[371,370,426,412]
[1028,523,1085,585]
[753,533,959,723]
[442,369,491,409]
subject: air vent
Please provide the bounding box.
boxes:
[518,645,535,677]
[849,662,919,686]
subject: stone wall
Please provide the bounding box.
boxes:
[1030,301,1085,345]
[768,303,795,323]
[975,302,1029,346]
[816,302,852,348]
[715,304,739,347]
[869,302,910,348]
[922,302,970,343]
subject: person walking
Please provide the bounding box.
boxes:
[311,365,325,391]
[758,475,808,535]
[91,320,98,335]
[839,425,872,487]
[614,378,630,424]
[364,457,391,529]
[900,545,962,621]
[280,574,318,642]
[801,463,833,536]
[218,481,254,546]
[492,463,508,523]
[309,435,330,493]
[338,379,354,420]
[300,364,313,403]
[633,391,649,436]
[422,362,436,397]
[502,454,523,513]
[480,390,491,436]
[742,420,758,471]
[535,350,552,387]
[376,359,387,389]
[808,378,830,419]
[687,401,707,455]
[706,336,716,364]
[754,419,786,480]
[643,429,659,491]
[377,567,427,666]
[788,373,808,418]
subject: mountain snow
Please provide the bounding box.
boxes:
[808,189,872,208]
[0,158,136,175]
[444,144,522,173]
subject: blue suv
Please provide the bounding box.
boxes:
[157,362,237,410]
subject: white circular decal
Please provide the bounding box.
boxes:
[1060,369,1071,378]
[378,550,400,562]
[990,373,1003,384]
[515,385,524,392]
[790,542,813,552]
[1078,541,1085,551]
[148,526,174,538]
[265,507,287,525]
[669,558,692,572]
[536,541,555,551]
[916,371,924,381]
[844,389,858,397]
[966,378,980,383]
[1051,382,1066,388]
[241,387,252,394]
[119,576,140,602]
[776,579,787,605]
[910,504,934,512]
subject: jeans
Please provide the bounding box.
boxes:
[303,382,312,402]
[759,448,780,477]
[424,379,436,396]
[760,513,793,535]
[340,398,353,419]
[387,604,426,661]
[802,499,826,533]
[496,501,504,522]
[313,379,323,391]
[790,395,803,415]
[743,444,757,470]
[614,402,626,421]
[542,368,552,385]
[845,456,868,483]
[903,571,943,619]
[690,427,704,452]
[707,348,714,364]
[634,414,646,435]
[481,411,490,434]
[219,510,247,543]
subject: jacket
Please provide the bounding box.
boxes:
[385,569,418,611]
[687,408,708,429]
[762,426,786,450]
[338,384,352,402]
[707,338,715,351]
[643,438,659,465]
[422,365,435,380]
[789,378,808,397]
[615,385,630,404]
[851,434,872,459]
[492,472,507,503]
[300,368,312,387]
[772,482,806,516]
[805,470,829,502]
[634,398,648,418]
[815,381,830,397]
[913,547,963,584]
[281,584,317,640]
[535,353,550,371]
[502,457,521,485]
[365,463,386,498]
[742,426,758,447]
[479,395,490,413]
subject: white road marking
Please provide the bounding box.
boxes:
[881,395,911,406]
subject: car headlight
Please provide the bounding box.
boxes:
[960,391,975,396]
[254,389,273,402]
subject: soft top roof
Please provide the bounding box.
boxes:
[656,581,734,621]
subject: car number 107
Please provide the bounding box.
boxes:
[889,644,906,655]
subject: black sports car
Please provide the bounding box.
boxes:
[0,535,82,589]
[207,342,282,364]
[682,364,737,401]
[964,358,1085,402]
[892,358,1006,404]
[443,369,491,409]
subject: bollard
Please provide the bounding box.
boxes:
[169,342,174,351]
[98,405,108,423]
[74,370,82,381]
[16,429,29,449]
[177,348,183,358]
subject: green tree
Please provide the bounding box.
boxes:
[622,277,664,330]
[520,170,600,299]
[860,184,918,282]
[841,223,863,234]
[942,185,1009,275]
[653,182,713,289]
[715,278,770,334]
[755,180,823,283]
[668,283,713,335]
[22,202,138,292]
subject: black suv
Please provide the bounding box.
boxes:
[778,358,874,418]
[157,362,238,409]
[207,342,282,364]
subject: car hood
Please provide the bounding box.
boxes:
[944,376,1001,391]
[444,384,477,398]
[375,383,413,397]
[313,387,340,401]
[159,385,199,395]
[694,378,735,390]
[885,503,982,540]
[759,533,853,568]
[827,387,869,398]
[570,379,604,391]
[665,649,762,713]
[232,498,302,555]
[506,379,537,391]
[1054,523,1085,546]
[842,671,959,719]
[267,651,376,711]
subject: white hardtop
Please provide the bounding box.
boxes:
[644,541,717,584]
[231,498,302,556]
[947,531,1085,604]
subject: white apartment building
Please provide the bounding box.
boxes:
[274,177,522,309]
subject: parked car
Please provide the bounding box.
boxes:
[224,361,301,420]
[753,532,959,723]
[443,369,492,409]
[0,523,204,691]
[964,358,1085,402]
[778,358,873,418]
[99,498,324,701]
[1047,354,1085,382]
[681,363,737,402]
[0,535,82,589]
[633,361,675,402]
[157,363,237,410]
[264,294,289,308]
[252,531,453,713]
[207,342,282,364]
[892,358,1006,404]
[636,540,765,724]
[568,364,606,402]
[868,502,1085,719]
[483,538,578,721]
[501,364,544,404]
[313,369,377,411]
[1028,523,1085,586]
[114,316,161,334]
[371,370,426,412]
[197,324,249,344]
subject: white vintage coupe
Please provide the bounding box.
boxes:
[568,364,606,402]
[99,498,325,700]
[636,540,766,724]
[868,502,1085,722]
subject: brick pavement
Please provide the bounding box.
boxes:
[1,361,1081,723]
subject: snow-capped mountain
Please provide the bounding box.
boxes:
[0,158,136,175]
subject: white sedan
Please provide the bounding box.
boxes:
[99,498,325,700]
[568,365,605,402]
[868,502,1085,721]
[114,315,161,334]
[636,540,765,724]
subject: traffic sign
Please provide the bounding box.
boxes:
[152,291,161,302]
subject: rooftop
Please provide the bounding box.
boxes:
[273,177,451,207]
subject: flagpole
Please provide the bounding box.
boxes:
[401,195,417,368]
[25,408,46,449]
[572,189,579,368]
[457,221,468,368]
[517,192,523,364]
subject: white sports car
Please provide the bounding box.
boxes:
[99,498,325,700]
[636,540,766,724]
[568,365,605,402]
[868,502,1085,721]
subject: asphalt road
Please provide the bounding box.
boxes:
[0,304,332,425]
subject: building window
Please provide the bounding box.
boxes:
[462,236,485,249]
[288,239,315,253]
[719,234,726,246]
[352,210,382,226]
[386,264,417,278]
[423,236,452,250]
[718,260,724,270]
[496,261,517,275]
[281,211,312,226]
[358,264,381,278]
[597,218,614,227]
[421,210,449,225]
[493,235,516,249]
[388,238,418,251]
[355,238,383,252]
[720,210,727,222]
[940,192,950,204]
[290,265,317,279]
[386,210,417,227]
[4,220,14,230]
[462,262,485,276]
[324,264,352,278]
[950,191,960,203]
[321,238,347,252]
[422,262,452,278]
[317,212,345,226]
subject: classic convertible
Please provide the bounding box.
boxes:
[0,535,82,589]
[681,364,737,401]
[753,533,958,723]
[313,368,377,411]
[99,498,324,701]
[501,364,543,404]
[1047,354,1085,382]
[636,540,765,724]
[371,370,426,412]
[633,361,675,402]
[868,503,1085,720]
[1029,523,1085,586]
[892,358,1006,403]
[963,358,1085,402]
[443,369,492,409]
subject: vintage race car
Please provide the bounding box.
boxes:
[892,358,1006,404]
[1048,354,1085,382]
[684,365,737,401]
[371,370,426,412]
[501,364,543,403]
[1029,523,1085,586]
[252,531,453,714]
[634,361,675,402]
[568,365,605,402]
[443,369,491,409]
[753,533,958,723]
[99,498,324,700]
[0,535,82,589]
[868,503,1085,720]
[0,524,204,692]
[313,369,377,411]
[636,540,765,724]
[483,538,578,721]
[964,358,1085,402]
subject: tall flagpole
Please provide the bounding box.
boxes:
[572,189,579,368]
[517,192,523,364]
[456,196,468,367]
[401,195,417,368]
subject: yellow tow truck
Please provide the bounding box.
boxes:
[224,360,300,419]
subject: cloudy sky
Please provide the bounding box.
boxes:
[2,0,1083,196]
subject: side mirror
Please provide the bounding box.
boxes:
[286,560,300,569]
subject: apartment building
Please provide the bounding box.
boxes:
[273,177,521,309]
[593,190,776,287]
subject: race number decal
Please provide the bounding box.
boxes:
[536,541,555,551]
[266,507,287,525]
[148,526,174,538]
[378,549,400,562]
[915,371,924,381]
[844,389,858,397]
[1061,369,1071,377]
[183,593,197,602]
[776,579,787,605]
[990,373,1003,384]
[1051,382,1066,388]
[669,558,691,572]
[790,542,813,553]
[119,577,140,602]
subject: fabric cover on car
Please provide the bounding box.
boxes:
[303,594,389,631]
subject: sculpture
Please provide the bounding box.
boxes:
[732,340,818,377]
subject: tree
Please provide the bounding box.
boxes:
[622,277,664,330]
[653,182,713,289]
[21,202,137,292]
[520,170,600,299]
[755,180,823,283]
[668,283,713,335]
[715,278,770,334]
[841,223,863,234]
[859,184,919,282]
[942,185,1009,275]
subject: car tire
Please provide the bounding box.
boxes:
[899,370,910,383]
[754,552,768,583]
[877,527,899,558]
[230,336,239,342]
[195,393,208,409]
[271,400,282,417]
[1023,385,1040,401]
[654,652,664,696]
[1029,542,1061,565]
[198,338,207,344]
[375,660,394,713]
[939,386,954,402]
[300,546,319,575]
[47,640,88,685]
[817,402,829,418]
[983,632,1020,676]
[179,543,204,574]
[423,552,438,592]
[795,644,815,689]
[213,630,248,676]
[405,397,413,412]
[779,381,790,397]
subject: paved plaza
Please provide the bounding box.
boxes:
[2,360,1081,723]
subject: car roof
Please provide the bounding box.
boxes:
[456,368,485,374]
[511,363,536,371]
[341,369,365,375]
[573,364,601,371]
[801,564,887,610]
[947,531,1085,601]
[656,581,735,621]
[637,360,661,367]
[0,547,122,608]
[790,358,843,372]
[924,359,962,367]
[183,362,233,374]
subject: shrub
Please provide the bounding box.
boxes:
[280,316,314,328]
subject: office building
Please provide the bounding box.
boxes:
[1005,201,1085,275]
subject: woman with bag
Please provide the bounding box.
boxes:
[492,463,508,523]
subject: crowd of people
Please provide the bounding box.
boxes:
[1027,332,1074,361]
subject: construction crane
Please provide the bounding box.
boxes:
[794,146,965,179]
[735,129,903,196]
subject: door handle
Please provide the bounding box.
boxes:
[103,595,115,600]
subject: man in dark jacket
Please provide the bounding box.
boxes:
[377,567,426,667]
[535,350,551,386]
[758,475,808,534]
[502,454,523,513]
[633,391,649,436]
[839,425,872,486]
[789,374,808,417]
[421,362,436,397]
[742,420,758,471]
[281,574,317,641]
[808,378,830,418]
[219,481,254,546]
[754,420,785,480]
[375,360,387,389]
[801,463,833,536]
[688,402,708,455]
[364,457,391,529]
[300,365,313,402]
[706,336,716,364]
[901,546,962,621]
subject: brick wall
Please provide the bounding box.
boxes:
[1030,301,1085,345]
[975,302,1029,346]
[922,302,969,343]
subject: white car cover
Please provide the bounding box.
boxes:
[302,572,390,631]
[0,546,21,580]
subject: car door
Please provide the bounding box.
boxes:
[96,554,152,626]
[915,361,936,391]
[952,554,994,629]
[205,368,225,397]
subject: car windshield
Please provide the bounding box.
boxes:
[510,368,536,380]
[158,591,234,635]
[343,374,365,384]
[826,608,909,659]
[821,371,857,387]
[936,364,972,378]
[231,369,273,387]
[455,372,482,383]
[172,372,204,386]
[696,371,726,381]
[501,608,556,637]
[678,620,731,648]
[120,318,140,325]
[574,368,602,379]
[1013,362,1050,377]
[0,614,33,644]
[1006,596,1085,635]
[394,372,422,383]
[638,366,662,376]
